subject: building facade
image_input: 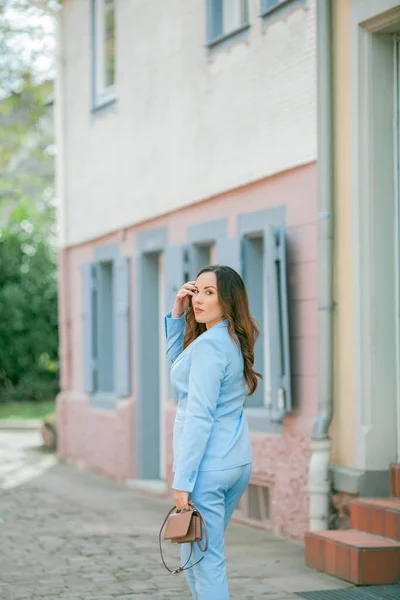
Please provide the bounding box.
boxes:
[304,0,400,585]
[57,0,318,539]
[330,0,400,513]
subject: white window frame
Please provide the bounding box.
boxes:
[93,0,116,108]
[223,0,248,35]
[208,0,249,45]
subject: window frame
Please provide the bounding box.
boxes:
[238,206,291,433]
[260,0,307,26]
[81,243,131,410]
[260,0,283,17]
[187,218,228,279]
[206,0,250,52]
[95,259,115,395]
[92,0,117,111]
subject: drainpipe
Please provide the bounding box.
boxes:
[308,0,334,531]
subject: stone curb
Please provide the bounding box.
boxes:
[0,419,42,430]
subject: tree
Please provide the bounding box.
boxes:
[0,221,59,402]
[0,0,57,241]
[0,0,59,402]
[0,0,58,98]
[0,78,56,240]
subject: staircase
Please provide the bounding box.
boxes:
[305,464,400,585]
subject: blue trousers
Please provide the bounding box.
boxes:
[181,463,252,600]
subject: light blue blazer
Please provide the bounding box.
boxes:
[164,311,253,493]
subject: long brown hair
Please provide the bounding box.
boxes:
[183,265,262,396]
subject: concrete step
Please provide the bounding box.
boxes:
[350,497,400,541]
[391,464,400,498]
[305,529,400,585]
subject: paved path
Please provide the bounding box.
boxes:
[0,430,57,490]
[0,431,351,600]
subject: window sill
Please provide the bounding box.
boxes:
[91,97,118,117]
[207,24,250,58]
[91,392,117,410]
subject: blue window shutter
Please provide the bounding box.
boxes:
[277,226,292,414]
[264,225,291,422]
[81,263,96,393]
[216,237,242,276]
[164,245,185,315]
[113,256,131,397]
[207,0,223,42]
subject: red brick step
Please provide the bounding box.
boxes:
[305,529,400,585]
[350,497,400,541]
[391,464,400,498]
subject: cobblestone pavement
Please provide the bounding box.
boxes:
[0,432,351,600]
[0,430,57,490]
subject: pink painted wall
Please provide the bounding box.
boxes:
[57,233,139,482]
[57,162,318,536]
[58,392,136,481]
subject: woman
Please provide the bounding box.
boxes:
[164,265,262,600]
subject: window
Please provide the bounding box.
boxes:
[242,235,265,410]
[260,0,306,19]
[96,261,114,393]
[247,484,270,522]
[261,0,280,13]
[234,483,270,524]
[188,243,213,279]
[81,251,131,408]
[92,0,116,108]
[82,261,115,396]
[207,0,249,45]
[238,210,292,426]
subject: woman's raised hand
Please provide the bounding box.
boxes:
[172,281,197,318]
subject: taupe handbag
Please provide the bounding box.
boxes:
[159,505,209,574]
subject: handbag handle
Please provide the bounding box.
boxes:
[159,505,209,574]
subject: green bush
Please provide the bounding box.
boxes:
[0,226,59,403]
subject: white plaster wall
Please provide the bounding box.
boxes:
[60,0,317,247]
[348,0,400,471]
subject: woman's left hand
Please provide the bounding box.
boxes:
[174,490,193,511]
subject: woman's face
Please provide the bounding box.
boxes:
[192,271,223,328]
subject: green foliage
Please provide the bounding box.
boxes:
[0,0,58,97]
[0,224,59,403]
[0,1,59,404]
[0,78,56,241]
[0,399,55,419]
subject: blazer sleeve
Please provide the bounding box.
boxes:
[172,336,227,492]
[164,311,185,367]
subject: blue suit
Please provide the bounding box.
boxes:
[164,311,253,600]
